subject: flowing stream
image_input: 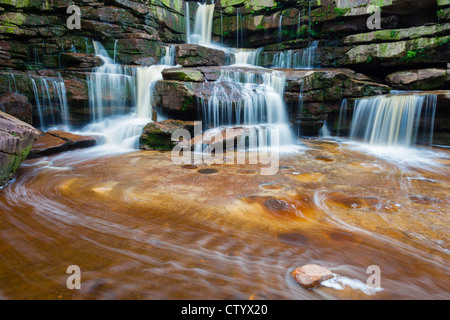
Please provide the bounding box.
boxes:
[0,1,448,300]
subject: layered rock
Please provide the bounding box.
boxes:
[29,131,101,158]
[0,111,40,186]
[0,92,33,124]
[386,68,450,90]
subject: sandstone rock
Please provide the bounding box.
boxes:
[162,68,205,82]
[175,44,226,67]
[61,53,103,69]
[140,119,196,151]
[190,127,252,150]
[292,264,334,289]
[0,111,40,186]
[0,92,33,124]
[29,131,101,158]
[385,69,449,90]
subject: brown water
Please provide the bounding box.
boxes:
[0,139,449,300]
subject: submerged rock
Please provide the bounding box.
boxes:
[0,111,40,186]
[292,264,334,289]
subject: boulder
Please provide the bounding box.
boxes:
[0,111,40,186]
[140,119,196,151]
[385,69,449,90]
[0,92,33,124]
[292,264,334,289]
[175,44,226,67]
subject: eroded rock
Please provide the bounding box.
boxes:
[292,264,334,289]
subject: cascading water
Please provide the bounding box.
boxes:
[83,41,171,148]
[349,94,437,147]
[29,74,70,130]
[197,69,293,150]
[159,45,176,66]
[188,2,215,46]
[232,48,263,65]
[272,41,318,69]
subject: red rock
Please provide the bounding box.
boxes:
[292,264,334,288]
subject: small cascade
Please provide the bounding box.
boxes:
[6,74,17,92]
[113,39,119,64]
[185,1,191,43]
[188,2,215,46]
[337,99,349,136]
[232,48,263,65]
[319,121,331,138]
[159,45,176,66]
[84,41,172,148]
[349,94,437,147]
[272,41,318,69]
[88,42,137,123]
[29,74,70,130]
[278,14,283,42]
[236,7,245,48]
[197,69,293,150]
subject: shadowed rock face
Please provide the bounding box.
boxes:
[0,92,33,124]
[0,111,40,186]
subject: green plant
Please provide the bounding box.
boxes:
[334,7,350,17]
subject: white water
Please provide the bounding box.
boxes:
[272,41,318,69]
[350,94,437,147]
[188,2,215,46]
[29,74,70,130]
[197,69,294,151]
[232,48,263,66]
[83,41,172,148]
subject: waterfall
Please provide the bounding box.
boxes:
[232,48,263,65]
[159,45,176,66]
[84,41,171,148]
[188,2,215,46]
[272,41,318,69]
[198,69,293,149]
[29,74,70,130]
[349,94,437,147]
[337,99,348,136]
[185,2,191,43]
[278,14,283,42]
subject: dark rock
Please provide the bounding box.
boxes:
[0,92,33,124]
[385,69,449,90]
[175,44,226,67]
[140,119,196,151]
[61,53,103,69]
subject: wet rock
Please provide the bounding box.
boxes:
[191,127,251,150]
[140,119,195,151]
[0,92,33,124]
[162,68,205,82]
[175,44,226,67]
[29,131,101,158]
[61,53,103,69]
[385,69,449,90]
[292,264,334,289]
[0,111,40,186]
